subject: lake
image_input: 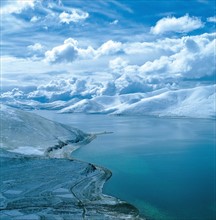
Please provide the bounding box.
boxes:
[34,110,215,220]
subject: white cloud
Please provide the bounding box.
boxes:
[107,33,216,81]
[78,46,96,59]
[110,19,119,25]
[59,9,89,24]
[28,77,104,102]
[0,0,36,14]
[28,43,44,52]
[43,33,215,80]
[109,57,128,70]
[0,56,70,87]
[96,40,122,57]
[151,14,204,35]
[45,38,79,63]
[139,56,171,75]
[2,32,215,116]
[207,16,216,23]
[44,39,123,63]
[139,34,215,79]
[1,88,24,99]
[27,43,45,59]
[109,57,129,76]
[30,16,40,22]
[5,31,214,92]
[44,38,95,63]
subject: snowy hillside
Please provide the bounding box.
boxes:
[114,85,216,118]
[59,99,105,113]
[0,105,92,157]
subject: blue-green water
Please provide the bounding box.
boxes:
[35,111,216,220]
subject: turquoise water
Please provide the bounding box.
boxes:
[35,111,216,220]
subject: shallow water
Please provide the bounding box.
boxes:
[34,111,216,220]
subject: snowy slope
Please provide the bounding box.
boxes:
[115,85,216,118]
[0,104,92,157]
[59,99,104,113]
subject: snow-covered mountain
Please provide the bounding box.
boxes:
[114,85,216,118]
[1,84,215,118]
[59,85,216,118]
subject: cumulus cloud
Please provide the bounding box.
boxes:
[78,46,95,59]
[96,40,122,57]
[145,35,215,79]
[150,14,204,34]
[109,33,215,81]
[184,38,200,52]
[115,74,151,94]
[45,38,79,63]
[164,36,215,79]
[28,43,45,59]
[27,77,105,102]
[41,31,215,82]
[109,57,128,70]
[1,88,24,99]
[2,32,215,109]
[207,16,216,23]
[44,39,123,63]
[28,43,44,52]
[59,9,89,24]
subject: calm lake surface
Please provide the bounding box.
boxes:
[34,110,215,220]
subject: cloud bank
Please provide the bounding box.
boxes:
[42,32,215,81]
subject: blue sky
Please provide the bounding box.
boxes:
[0,0,215,99]
[1,0,215,55]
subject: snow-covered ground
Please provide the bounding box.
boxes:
[0,104,93,157]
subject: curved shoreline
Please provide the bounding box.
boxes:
[46,132,144,219]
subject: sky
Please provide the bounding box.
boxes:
[0,0,215,102]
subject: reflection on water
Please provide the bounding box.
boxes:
[34,111,216,220]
